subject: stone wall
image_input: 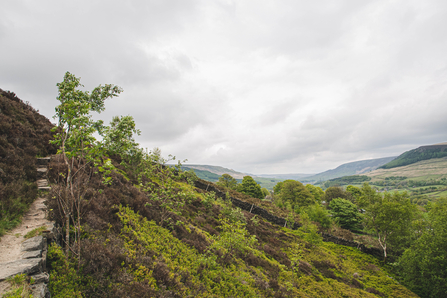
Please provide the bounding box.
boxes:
[194,179,383,258]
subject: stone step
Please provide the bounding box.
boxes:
[36,157,51,166]
[21,236,44,252]
[37,168,47,179]
[0,259,43,282]
[36,181,48,187]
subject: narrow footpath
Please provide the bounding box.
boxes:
[0,197,50,293]
[0,157,53,296]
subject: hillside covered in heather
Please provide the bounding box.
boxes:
[5,75,445,297]
[0,89,57,236]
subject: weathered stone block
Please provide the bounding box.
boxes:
[0,259,42,281]
[30,282,50,298]
[22,250,42,259]
[31,272,49,284]
[21,236,44,252]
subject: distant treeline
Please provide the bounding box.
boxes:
[323,175,371,188]
[181,167,244,184]
[380,145,447,169]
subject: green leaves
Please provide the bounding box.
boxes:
[216,174,238,190]
[238,176,264,200]
[398,197,447,297]
[274,180,316,210]
[360,184,419,260]
[329,198,362,231]
[100,115,141,159]
[211,217,258,256]
[298,212,322,246]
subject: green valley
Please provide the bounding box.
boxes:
[5,73,447,297]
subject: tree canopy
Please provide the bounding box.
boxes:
[359,184,418,261]
[399,197,447,298]
[324,186,353,204]
[274,180,315,210]
[237,176,263,199]
[216,174,238,190]
[305,184,325,203]
[329,198,362,231]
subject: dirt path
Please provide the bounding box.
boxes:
[0,197,49,264]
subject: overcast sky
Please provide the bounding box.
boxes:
[1,0,446,174]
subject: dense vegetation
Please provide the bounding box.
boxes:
[323,175,371,188]
[0,89,57,236]
[34,73,423,297]
[379,145,447,169]
[8,73,447,297]
[220,170,446,297]
[398,197,447,296]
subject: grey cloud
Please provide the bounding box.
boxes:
[2,0,447,174]
[258,98,302,126]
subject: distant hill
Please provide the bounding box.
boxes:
[367,157,447,180]
[182,158,398,188]
[181,164,250,179]
[181,165,284,190]
[301,156,396,183]
[181,166,222,182]
[364,157,447,203]
[256,173,315,180]
[379,143,447,169]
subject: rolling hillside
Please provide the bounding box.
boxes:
[182,164,284,190]
[365,157,447,203]
[379,143,447,169]
[182,164,250,179]
[367,157,447,180]
[302,156,396,183]
[0,89,57,236]
[1,87,422,297]
[256,173,315,180]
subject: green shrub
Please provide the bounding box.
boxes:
[47,243,83,298]
[329,198,362,230]
[2,274,32,298]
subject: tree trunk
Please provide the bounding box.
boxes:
[65,212,70,256]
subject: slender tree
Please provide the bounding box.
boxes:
[51,72,122,260]
[359,184,418,262]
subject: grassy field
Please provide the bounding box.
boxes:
[366,157,447,180]
[363,158,447,201]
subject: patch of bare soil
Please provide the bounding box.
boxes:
[0,197,49,263]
